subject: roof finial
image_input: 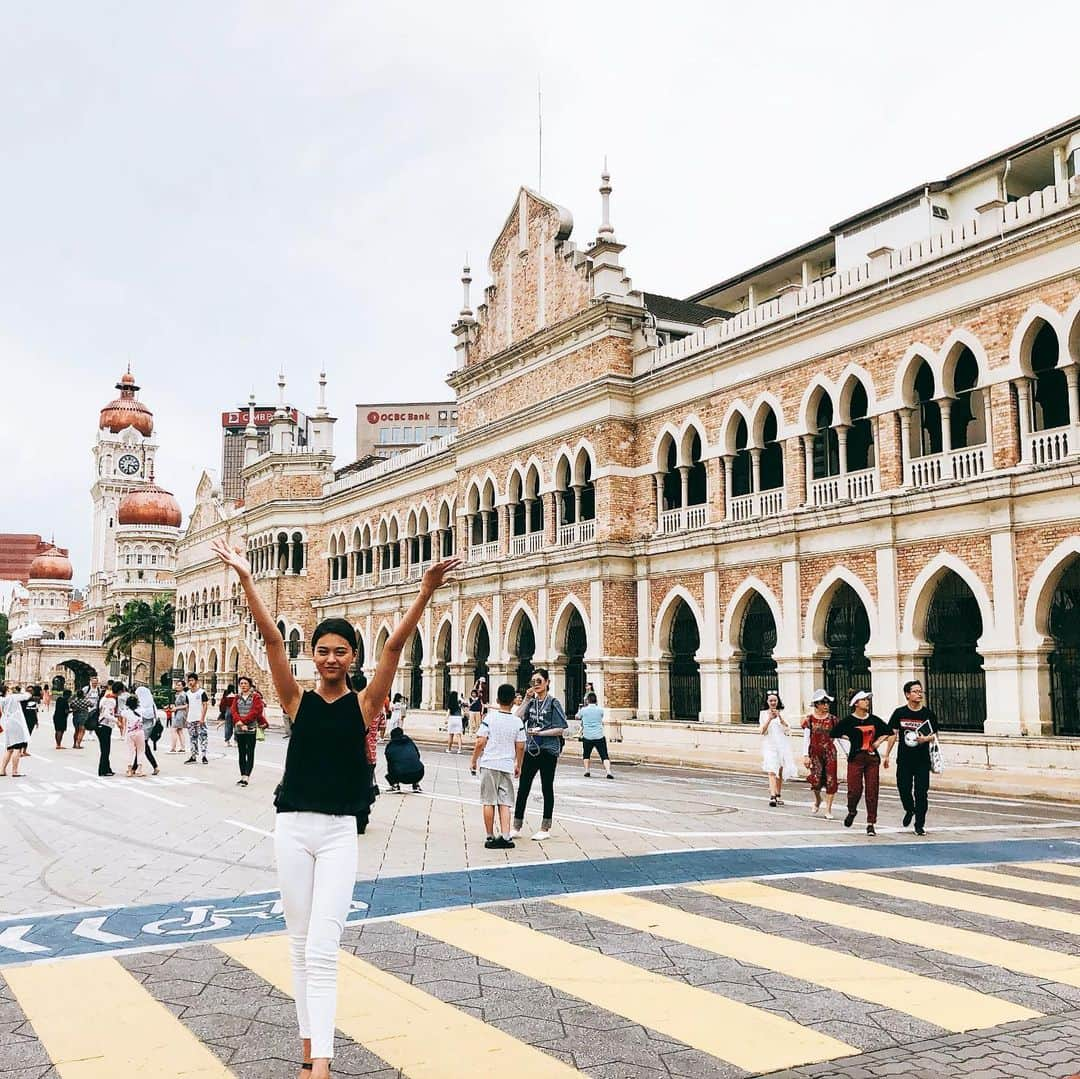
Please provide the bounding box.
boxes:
[245,392,258,435]
[318,368,328,413]
[460,260,473,319]
[598,158,614,240]
[277,369,286,410]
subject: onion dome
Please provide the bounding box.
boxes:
[99,370,154,436]
[29,545,74,581]
[117,474,182,528]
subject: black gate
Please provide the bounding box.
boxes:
[739,593,777,723]
[669,601,701,721]
[1049,559,1080,735]
[822,582,871,708]
[564,610,587,717]
[514,617,536,692]
[923,572,986,731]
[408,634,423,708]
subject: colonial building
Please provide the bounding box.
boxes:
[174,116,1080,739]
[6,371,181,688]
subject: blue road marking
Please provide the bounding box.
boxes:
[1,836,1076,967]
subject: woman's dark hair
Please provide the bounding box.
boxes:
[225,684,236,696]
[238,675,253,688]
[763,690,785,710]
[126,694,139,710]
[533,667,550,683]
[448,690,460,712]
[311,618,358,651]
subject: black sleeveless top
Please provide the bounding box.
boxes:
[274,690,373,816]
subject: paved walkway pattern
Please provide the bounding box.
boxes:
[3,852,1080,1078]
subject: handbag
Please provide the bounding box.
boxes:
[255,725,266,742]
[151,719,164,742]
[929,736,944,774]
[84,710,100,732]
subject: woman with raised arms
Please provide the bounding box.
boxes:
[211,537,459,1079]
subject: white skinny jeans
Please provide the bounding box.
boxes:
[274,812,358,1059]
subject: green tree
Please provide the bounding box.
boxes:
[103,598,175,687]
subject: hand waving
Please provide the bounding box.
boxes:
[421,557,462,593]
[210,537,253,579]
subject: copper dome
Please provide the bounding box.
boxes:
[100,371,154,436]
[117,480,182,528]
[29,545,74,581]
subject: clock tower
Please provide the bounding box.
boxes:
[90,370,158,608]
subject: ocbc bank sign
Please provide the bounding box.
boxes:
[366,411,432,424]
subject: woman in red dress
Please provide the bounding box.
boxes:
[801,688,838,819]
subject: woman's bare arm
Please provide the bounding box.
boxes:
[360,559,460,722]
[210,539,301,719]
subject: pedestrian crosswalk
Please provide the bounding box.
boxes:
[2,857,1079,1078]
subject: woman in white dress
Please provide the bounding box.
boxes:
[1,687,32,777]
[759,690,798,807]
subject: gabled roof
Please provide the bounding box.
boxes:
[644,292,730,324]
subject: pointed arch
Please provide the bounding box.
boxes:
[1064,292,1080,366]
[803,566,879,650]
[550,592,591,658]
[900,552,995,651]
[373,621,392,660]
[505,462,527,503]
[894,344,941,407]
[835,365,878,425]
[1021,537,1080,648]
[653,587,705,657]
[675,416,708,466]
[721,576,784,656]
[462,604,493,661]
[718,401,753,455]
[1010,301,1066,377]
[798,373,837,435]
[939,328,991,395]
[571,438,598,483]
[502,599,540,657]
[748,393,785,447]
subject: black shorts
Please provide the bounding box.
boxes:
[582,737,609,760]
[7,742,28,752]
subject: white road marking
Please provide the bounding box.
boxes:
[0,925,48,954]
[225,818,274,838]
[672,820,1080,838]
[562,796,666,814]
[72,916,132,945]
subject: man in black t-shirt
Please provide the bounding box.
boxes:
[888,679,939,835]
[831,691,893,836]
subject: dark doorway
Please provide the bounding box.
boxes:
[472,622,490,689]
[408,633,423,708]
[822,582,872,707]
[739,594,777,723]
[564,609,587,716]
[1049,558,1080,735]
[669,601,701,720]
[923,571,986,731]
[513,616,536,692]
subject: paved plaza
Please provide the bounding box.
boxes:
[1,731,1079,1077]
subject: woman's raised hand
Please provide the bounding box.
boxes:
[210,537,253,578]
[421,557,462,593]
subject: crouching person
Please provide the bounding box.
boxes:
[385,726,425,792]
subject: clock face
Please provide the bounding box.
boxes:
[118,454,140,476]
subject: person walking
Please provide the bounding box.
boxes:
[118,692,148,777]
[759,690,798,807]
[801,689,838,818]
[21,686,41,754]
[510,667,568,842]
[888,679,939,836]
[469,682,525,848]
[135,686,160,775]
[578,692,613,779]
[169,680,188,753]
[230,676,266,786]
[96,680,118,776]
[70,684,92,749]
[446,690,464,753]
[384,727,425,792]
[386,693,407,735]
[52,689,71,749]
[1,687,31,776]
[831,690,893,836]
[211,535,458,1079]
[218,684,237,747]
[184,673,209,764]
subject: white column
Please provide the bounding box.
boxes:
[898,409,913,482]
[1065,365,1080,428]
[939,398,954,456]
[722,456,734,518]
[984,529,1023,736]
[802,435,814,504]
[1015,379,1033,464]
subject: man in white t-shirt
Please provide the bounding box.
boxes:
[183,673,210,764]
[470,682,526,849]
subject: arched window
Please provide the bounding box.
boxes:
[659,437,680,510]
[287,628,301,660]
[563,609,588,717]
[821,582,871,705]
[1031,322,1069,431]
[759,409,784,491]
[812,394,840,479]
[923,572,986,732]
[668,600,701,721]
[738,594,777,724]
[731,418,751,497]
[512,614,536,691]
[912,360,942,457]
[1048,558,1080,735]
[948,348,986,450]
[846,382,875,472]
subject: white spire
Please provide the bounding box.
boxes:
[460,260,473,319]
[276,369,287,413]
[244,391,258,436]
[317,368,328,415]
[598,158,614,240]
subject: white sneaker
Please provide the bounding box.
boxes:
[809,804,820,816]
[531,830,551,841]
[509,829,522,839]
[824,812,835,820]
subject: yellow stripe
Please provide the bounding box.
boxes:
[917,865,1080,903]
[817,870,1080,936]
[694,879,1080,989]
[400,906,857,1073]
[554,891,1038,1032]
[1014,861,1080,881]
[219,936,578,1078]
[4,956,232,1078]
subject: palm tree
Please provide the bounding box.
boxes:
[141,596,175,688]
[103,598,176,688]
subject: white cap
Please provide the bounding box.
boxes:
[810,688,833,703]
[849,690,872,706]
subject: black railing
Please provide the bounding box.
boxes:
[923,659,986,731]
[740,660,778,723]
[669,666,701,721]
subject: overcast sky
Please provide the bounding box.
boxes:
[1,1,1077,584]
